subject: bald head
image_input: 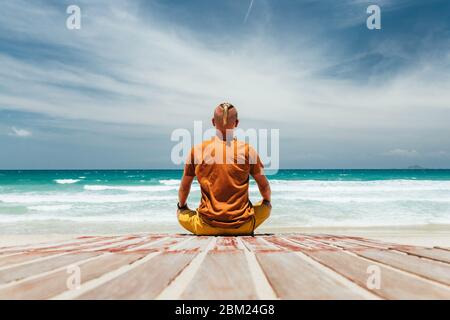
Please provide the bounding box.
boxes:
[212,103,239,140]
[213,102,238,128]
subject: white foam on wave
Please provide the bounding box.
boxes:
[159,179,180,186]
[84,185,177,192]
[28,205,73,211]
[2,178,450,229]
[54,179,80,184]
[269,195,450,203]
[266,179,450,192]
[0,193,177,204]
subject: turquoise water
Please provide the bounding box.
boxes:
[1,170,450,234]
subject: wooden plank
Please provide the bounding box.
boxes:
[0,253,145,300]
[77,252,196,299]
[166,237,210,252]
[256,252,364,299]
[263,236,304,251]
[394,247,450,264]
[240,236,282,253]
[99,236,163,253]
[286,236,337,250]
[304,250,450,299]
[354,249,450,286]
[0,237,111,255]
[131,236,185,251]
[59,236,139,253]
[0,252,55,268]
[180,251,257,299]
[0,252,101,285]
[0,236,103,252]
[212,237,240,252]
[341,238,392,250]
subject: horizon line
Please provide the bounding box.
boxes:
[1,168,449,171]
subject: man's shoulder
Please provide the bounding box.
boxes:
[234,140,258,154]
[190,139,214,151]
[190,139,258,155]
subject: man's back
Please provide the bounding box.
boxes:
[184,137,263,227]
[177,102,271,236]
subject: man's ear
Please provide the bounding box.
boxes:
[235,119,239,128]
[212,118,216,127]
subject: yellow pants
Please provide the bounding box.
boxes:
[177,201,271,236]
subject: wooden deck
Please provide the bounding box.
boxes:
[0,234,449,300]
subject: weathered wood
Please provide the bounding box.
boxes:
[61,236,139,252]
[180,251,257,299]
[240,236,281,252]
[100,236,163,252]
[77,252,196,299]
[167,237,211,252]
[129,236,185,251]
[0,237,111,255]
[394,247,450,264]
[286,235,337,250]
[0,252,101,285]
[304,250,450,299]
[0,252,55,268]
[341,238,392,250]
[0,234,448,300]
[213,237,240,252]
[257,252,366,299]
[354,249,450,286]
[0,253,145,300]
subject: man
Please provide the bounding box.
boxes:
[177,102,271,236]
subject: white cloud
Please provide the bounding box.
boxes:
[0,0,448,133]
[8,127,32,137]
[0,0,449,168]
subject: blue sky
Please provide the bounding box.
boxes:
[0,0,449,169]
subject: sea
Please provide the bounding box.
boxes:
[0,169,450,234]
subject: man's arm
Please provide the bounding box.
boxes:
[252,173,271,203]
[178,175,194,207]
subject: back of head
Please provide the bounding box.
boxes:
[214,103,238,131]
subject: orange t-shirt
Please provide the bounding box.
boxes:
[184,137,264,228]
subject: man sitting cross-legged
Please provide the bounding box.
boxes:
[177,102,271,236]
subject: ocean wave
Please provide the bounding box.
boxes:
[0,193,177,204]
[269,195,450,203]
[159,179,199,186]
[84,185,177,192]
[28,205,73,211]
[262,179,450,192]
[54,179,80,184]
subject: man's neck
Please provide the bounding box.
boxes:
[216,129,234,141]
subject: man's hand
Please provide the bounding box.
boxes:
[178,175,194,208]
[262,199,272,208]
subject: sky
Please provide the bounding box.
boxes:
[0,0,449,169]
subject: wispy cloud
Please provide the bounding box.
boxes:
[244,0,255,23]
[8,127,32,138]
[0,0,449,168]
